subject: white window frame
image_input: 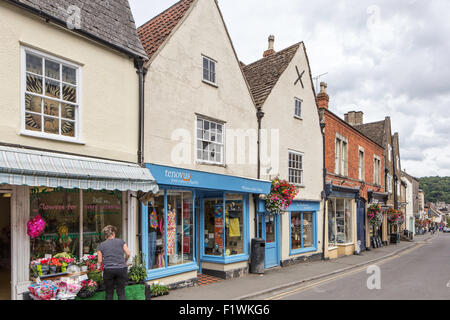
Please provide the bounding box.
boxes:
[335,134,348,176]
[294,98,302,119]
[202,55,217,86]
[387,174,393,193]
[21,46,83,144]
[196,116,225,165]
[388,144,392,161]
[374,155,381,185]
[358,147,365,181]
[288,150,304,186]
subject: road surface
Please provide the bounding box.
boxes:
[263,232,450,300]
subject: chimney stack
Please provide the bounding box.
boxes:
[317,82,329,109]
[263,35,276,58]
[344,111,364,126]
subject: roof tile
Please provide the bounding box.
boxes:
[137,0,195,60]
[10,0,146,58]
[242,43,301,107]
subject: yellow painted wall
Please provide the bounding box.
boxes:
[0,2,140,163]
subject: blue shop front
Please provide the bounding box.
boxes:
[142,164,271,287]
[256,199,321,269]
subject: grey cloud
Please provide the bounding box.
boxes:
[129,0,450,177]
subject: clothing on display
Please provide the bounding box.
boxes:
[229,218,241,237]
[149,209,158,230]
[166,205,176,256]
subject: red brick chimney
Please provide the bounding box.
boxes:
[317,82,329,109]
[263,35,276,58]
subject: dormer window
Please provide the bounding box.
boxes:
[202,56,216,85]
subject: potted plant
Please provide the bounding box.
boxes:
[49,258,62,274]
[149,282,169,298]
[39,259,50,275]
[128,252,147,285]
[77,280,98,299]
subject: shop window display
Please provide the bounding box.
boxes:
[29,188,124,261]
[204,194,246,257]
[147,194,165,270]
[204,199,224,256]
[82,190,122,255]
[147,190,194,270]
[167,191,193,267]
[291,212,314,251]
[225,194,244,256]
[30,188,80,260]
[328,198,353,246]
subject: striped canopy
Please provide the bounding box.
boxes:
[0,146,159,193]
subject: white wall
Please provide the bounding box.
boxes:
[259,44,323,201]
[0,2,140,163]
[144,0,257,179]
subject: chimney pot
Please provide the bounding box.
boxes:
[317,82,330,109]
[344,111,364,126]
[263,35,276,58]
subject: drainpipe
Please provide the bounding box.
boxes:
[256,108,265,180]
[254,108,265,240]
[134,57,148,253]
[135,57,147,167]
[320,120,327,260]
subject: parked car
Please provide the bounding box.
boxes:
[443,227,450,233]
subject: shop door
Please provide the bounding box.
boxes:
[260,214,279,269]
[0,194,11,300]
[356,200,366,251]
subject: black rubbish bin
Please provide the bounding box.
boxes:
[250,238,265,274]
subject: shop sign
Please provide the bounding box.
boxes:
[147,164,271,194]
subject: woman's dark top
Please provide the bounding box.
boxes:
[98,238,126,269]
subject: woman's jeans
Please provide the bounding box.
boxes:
[103,268,128,300]
[148,231,157,269]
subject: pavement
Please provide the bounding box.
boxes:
[156,233,438,300]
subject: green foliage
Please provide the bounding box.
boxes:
[87,270,104,286]
[128,252,147,284]
[150,283,169,296]
[418,176,450,204]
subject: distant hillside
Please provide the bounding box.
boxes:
[418,177,450,204]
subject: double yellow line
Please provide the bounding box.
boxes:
[265,243,425,300]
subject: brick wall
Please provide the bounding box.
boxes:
[322,109,385,200]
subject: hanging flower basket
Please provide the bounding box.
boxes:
[387,208,404,225]
[368,204,383,227]
[265,178,299,215]
[27,214,46,239]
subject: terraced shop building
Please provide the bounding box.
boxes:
[0,0,157,300]
[137,0,271,288]
[317,83,386,258]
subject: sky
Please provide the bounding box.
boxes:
[129,0,450,178]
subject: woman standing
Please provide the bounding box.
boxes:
[97,225,130,300]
